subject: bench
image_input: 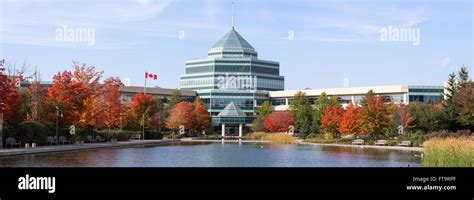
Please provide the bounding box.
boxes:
[46,136,58,145]
[87,135,97,143]
[352,139,364,145]
[58,136,70,145]
[375,140,387,146]
[130,134,141,140]
[6,137,21,148]
[398,140,411,147]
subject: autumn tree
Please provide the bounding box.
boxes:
[165,102,195,132]
[456,81,473,129]
[0,70,20,124]
[46,62,103,127]
[264,111,295,132]
[132,93,158,129]
[397,104,414,130]
[338,103,364,135]
[321,104,344,134]
[193,97,211,134]
[103,77,124,131]
[28,81,48,122]
[361,95,395,138]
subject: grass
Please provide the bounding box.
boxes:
[244,132,296,144]
[423,137,474,167]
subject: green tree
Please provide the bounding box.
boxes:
[290,91,313,136]
[252,101,272,132]
[168,90,182,110]
[444,72,460,131]
[311,92,337,133]
[360,89,376,107]
[458,65,469,84]
[408,103,446,133]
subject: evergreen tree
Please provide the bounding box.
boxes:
[443,72,459,131]
[458,65,469,84]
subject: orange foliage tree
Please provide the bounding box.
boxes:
[338,103,364,135]
[131,93,158,129]
[103,77,123,130]
[361,96,394,137]
[193,97,211,133]
[165,102,195,132]
[321,104,344,134]
[46,62,103,127]
[264,111,295,132]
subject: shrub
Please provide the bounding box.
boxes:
[264,111,294,132]
[15,121,48,145]
[423,137,474,167]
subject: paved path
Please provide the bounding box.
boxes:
[180,138,270,143]
[297,141,424,152]
[0,140,180,157]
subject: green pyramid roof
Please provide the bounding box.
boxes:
[210,28,255,52]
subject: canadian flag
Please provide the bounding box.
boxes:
[145,72,158,80]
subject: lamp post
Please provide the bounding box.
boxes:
[55,106,63,144]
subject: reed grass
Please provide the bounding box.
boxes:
[423,137,474,167]
[245,132,296,144]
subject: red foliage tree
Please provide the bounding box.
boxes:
[264,111,295,132]
[46,63,103,126]
[103,77,123,130]
[0,74,20,124]
[397,104,414,130]
[321,104,344,134]
[131,93,158,128]
[338,103,364,135]
[165,102,195,131]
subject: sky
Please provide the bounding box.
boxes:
[0,0,473,90]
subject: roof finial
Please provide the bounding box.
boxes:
[232,1,235,28]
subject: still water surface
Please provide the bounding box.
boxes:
[0,142,422,167]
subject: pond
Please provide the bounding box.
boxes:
[0,142,422,167]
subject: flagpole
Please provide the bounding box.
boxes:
[144,70,147,95]
[143,70,146,140]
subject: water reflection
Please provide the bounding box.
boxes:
[0,142,421,167]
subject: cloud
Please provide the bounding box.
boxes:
[440,57,454,67]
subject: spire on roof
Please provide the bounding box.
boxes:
[231,1,235,28]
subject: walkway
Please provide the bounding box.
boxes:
[0,139,180,157]
[297,141,424,152]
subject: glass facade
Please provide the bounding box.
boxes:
[408,85,444,104]
[180,27,284,127]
